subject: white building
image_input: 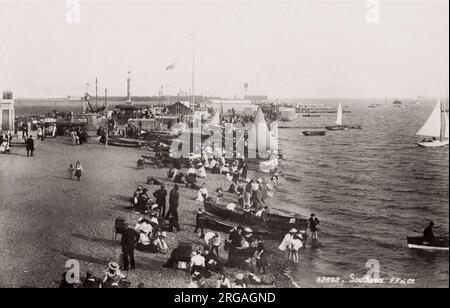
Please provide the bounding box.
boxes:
[1,91,15,131]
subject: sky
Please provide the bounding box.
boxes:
[0,0,448,99]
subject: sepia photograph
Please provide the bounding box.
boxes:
[0,0,448,294]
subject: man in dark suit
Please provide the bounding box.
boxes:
[165,184,180,231]
[153,184,168,217]
[121,224,139,271]
[26,135,34,157]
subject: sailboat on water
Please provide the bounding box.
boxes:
[325,103,347,130]
[416,99,449,147]
[325,103,362,130]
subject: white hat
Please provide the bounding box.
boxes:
[289,228,298,233]
[235,273,244,280]
[257,178,263,183]
[108,262,120,272]
[244,227,253,233]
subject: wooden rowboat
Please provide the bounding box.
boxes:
[302,130,326,136]
[407,236,449,251]
[203,200,308,234]
[203,212,284,239]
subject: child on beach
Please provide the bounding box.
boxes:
[67,164,75,179]
[74,161,83,181]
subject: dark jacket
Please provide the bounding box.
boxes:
[153,188,167,206]
[26,138,34,150]
[196,212,205,227]
[121,227,139,250]
[169,189,179,210]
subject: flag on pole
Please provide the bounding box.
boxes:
[166,63,175,70]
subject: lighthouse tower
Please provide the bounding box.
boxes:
[126,71,133,105]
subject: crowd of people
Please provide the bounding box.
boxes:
[0,130,13,154]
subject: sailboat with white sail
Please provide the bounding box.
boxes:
[325,103,347,130]
[416,99,449,147]
[247,106,279,172]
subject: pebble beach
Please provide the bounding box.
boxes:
[0,137,302,288]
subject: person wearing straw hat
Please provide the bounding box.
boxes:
[103,262,125,287]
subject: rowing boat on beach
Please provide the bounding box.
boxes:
[203,212,281,239]
[203,199,308,233]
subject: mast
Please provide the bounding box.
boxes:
[95,77,98,111]
[191,31,195,109]
[105,88,108,147]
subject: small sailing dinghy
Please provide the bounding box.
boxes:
[407,236,449,251]
[416,99,449,147]
[325,103,348,130]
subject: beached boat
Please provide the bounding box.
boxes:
[416,99,449,147]
[203,213,281,239]
[203,199,308,233]
[107,139,141,148]
[407,236,449,251]
[302,130,326,136]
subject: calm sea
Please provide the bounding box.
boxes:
[274,99,449,288]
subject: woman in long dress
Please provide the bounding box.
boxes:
[74,161,83,181]
[255,241,268,274]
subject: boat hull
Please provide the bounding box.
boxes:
[302,131,326,136]
[203,200,308,234]
[203,213,282,239]
[347,125,362,129]
[325,125,348,131]
[407,236,449,251]
[417,140,449,147]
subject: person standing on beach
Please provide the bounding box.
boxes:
[37,126,43,141]
[153,184,167,217]
[194,208,205,238]
[308,214,320,241]
[121,224,139,271]
[165,184,180,231]
[74,161,83,181]
[26,135,34,157]
[67,164,75,179]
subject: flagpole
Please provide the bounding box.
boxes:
[105,88,108,148]
[191,31,195,108]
